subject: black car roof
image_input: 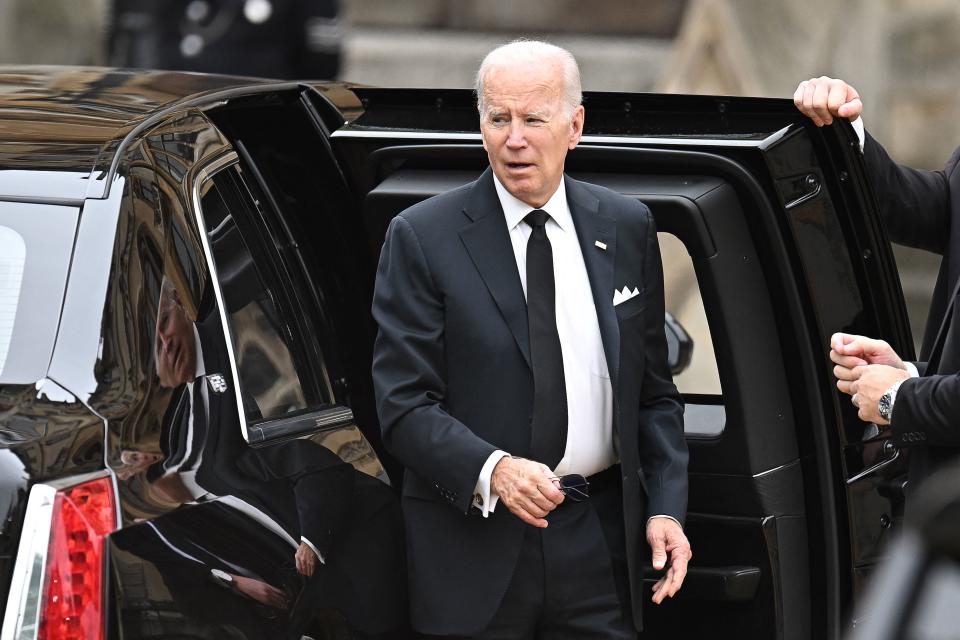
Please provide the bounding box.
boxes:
[0,67,271,171]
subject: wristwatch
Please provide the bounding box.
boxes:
[210,568,234,588]
[878,379,906,422]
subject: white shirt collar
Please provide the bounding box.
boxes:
[192,323,206,380]
[491,172,572,232]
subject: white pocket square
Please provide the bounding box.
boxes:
[613,285,641,306]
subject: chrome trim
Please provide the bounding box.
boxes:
[0,195,84,207]
[248,405,355,444]
[329,129,771,148]
[1,483,55,640]
[1,470,112,640]
[784,178,822,210]
[190,152,253,443]
[752,461,798,479]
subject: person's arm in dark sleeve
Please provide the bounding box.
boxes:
[635,208,689,524]
[863,131,956,254]
[890,373,960,447]
[372,215,498,513]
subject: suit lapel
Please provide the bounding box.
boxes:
[458,168,532,370]
[567,177,620,385]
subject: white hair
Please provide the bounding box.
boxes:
[475,40,583,119]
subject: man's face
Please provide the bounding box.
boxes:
[154,287,196,388]
[480,62,584,208]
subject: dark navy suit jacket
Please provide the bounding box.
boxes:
[371,167,687,634]
[865,133,960,502]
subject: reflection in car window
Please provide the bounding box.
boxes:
[198,165,307,422]
[0,226,25,375]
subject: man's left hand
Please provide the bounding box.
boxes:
[295,542,318,577]
[850,364,910,425]
[647,517,692,604]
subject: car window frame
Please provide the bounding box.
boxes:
[190,152,353,444]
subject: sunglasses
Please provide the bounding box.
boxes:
[551,474,590,502]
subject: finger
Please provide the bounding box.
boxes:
[837,379,853,395]
[670,554,689,593]
[833,363,864,380]
[521,497,550,519]
[851,393,859,408]
[801,81,823,127]
[830,351,868,369]
[838,97,863,119]
[650,534,667,570]
[812,78,833,125]
[534,472,566,504]
[793,81,810,115]
[652,568,674,604]
[527,490,556,512]
[509,502,548,528]
[826,79,847,116]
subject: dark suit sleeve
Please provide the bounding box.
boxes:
[372,215,498,512]
[864,131,955,255]
[890,373,960,447]
[636,212,688,523]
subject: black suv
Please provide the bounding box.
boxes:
[0,68,913,639]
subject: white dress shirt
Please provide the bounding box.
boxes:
[473,174,615,515]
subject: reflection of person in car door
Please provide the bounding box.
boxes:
[796,77,960,512]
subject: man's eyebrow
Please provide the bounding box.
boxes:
[524,109,550,119]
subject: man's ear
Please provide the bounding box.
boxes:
[569,105,585,149]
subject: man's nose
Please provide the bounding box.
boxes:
[505,121,527,148]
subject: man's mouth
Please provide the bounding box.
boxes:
[506,162,533,171]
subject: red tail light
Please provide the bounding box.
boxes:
[37,477,117,640]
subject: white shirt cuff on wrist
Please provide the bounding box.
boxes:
[647,514,682,529]
[904,362,919,378]
[473,450,510,517]
[300,536,325,564]
[850,116,865,152]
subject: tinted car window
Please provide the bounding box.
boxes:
[197,164,310,422]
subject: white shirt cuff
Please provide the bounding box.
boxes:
[647,514,683,529]
[905,361,919,378]
[300,536,325,564]
[473,450,510,517]
[850,116,865,152]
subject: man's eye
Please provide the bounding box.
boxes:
[491,116,507,124]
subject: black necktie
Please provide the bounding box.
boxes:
[524,209,567,469]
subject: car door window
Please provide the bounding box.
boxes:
[197,163,311,422]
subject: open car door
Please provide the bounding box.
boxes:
[329,88,914,640]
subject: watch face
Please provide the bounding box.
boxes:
[879,393,893,420]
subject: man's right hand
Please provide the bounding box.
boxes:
[490,456,564,528]
[793,77,863,127]
[830,332,907,395]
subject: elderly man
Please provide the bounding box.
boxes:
[372,40,691,638]
[795,77,960,512]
